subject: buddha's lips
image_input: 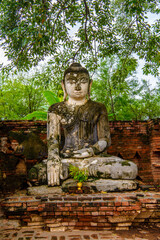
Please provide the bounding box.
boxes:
[74,91,82,94]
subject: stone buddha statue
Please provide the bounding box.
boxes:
[29,63,138,191]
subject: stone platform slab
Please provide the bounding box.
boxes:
[1,192,160,231]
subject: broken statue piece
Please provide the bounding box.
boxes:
[28,63,138,190]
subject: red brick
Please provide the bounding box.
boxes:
[115,202,122,207]
[6,197,19,202]
[57,203,64,207]
[145,204,158,209]
[5,202,22,207]
[122,201,129,206]
[71,203,79,207]
[77,212,85,216]
[55,212,62,216]
[91,212,99,216]
[69,212,77,216]
[47,212,55,216]
[99,207,115,211]
[117,206,141,211]
[97,217,107,223]
[98,211,106,216]
[8,215,20,219]
[83,212,92,216]
[68,221,76,226]
[57,207,71,211]
[27,206,38,211]
[139,198,157,204]
[105,211,114,216]
[27,201,40,206]
[84,207,98,211]
[108,202,114,207]
[90,222,98,226]
[62,212,69,216]
[64,203,71,207]
[38,207,44,211]
[62,222,69,226]
[20,197,36,201]
[75,222,84,226]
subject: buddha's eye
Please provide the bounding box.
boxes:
[80,78,88,83]
[67,79,76,84]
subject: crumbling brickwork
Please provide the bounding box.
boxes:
[108,121,153,183]
[149,119,160,183]
[0,119,160,184]
[1,192,160,231]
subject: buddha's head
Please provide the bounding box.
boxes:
[62,63,92,101]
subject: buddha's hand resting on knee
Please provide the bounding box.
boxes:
[47,157,62,186]
[73,147,94,158]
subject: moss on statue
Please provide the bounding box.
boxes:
[121,160,131,166]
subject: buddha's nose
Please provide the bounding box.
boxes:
[75,82,81,91]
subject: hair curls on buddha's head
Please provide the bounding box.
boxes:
[63,63,90,83]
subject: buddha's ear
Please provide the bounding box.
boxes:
[61,81,67,101]
[88,80,93,99]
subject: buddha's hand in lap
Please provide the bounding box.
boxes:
[92,140,107,154]
[73,147,94,158]
[72,140,107,158]
[47,157,62,186]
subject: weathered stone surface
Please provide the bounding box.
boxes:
[90,179,137,192]
[62,178,138,192]
[27,185,62,195]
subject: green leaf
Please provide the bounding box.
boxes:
[43,90,60,105]
[23,111,47,120]
[69,165,88,183]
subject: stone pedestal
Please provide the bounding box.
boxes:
[62,178,138,193]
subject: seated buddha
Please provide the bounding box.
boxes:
[28,63,138,188]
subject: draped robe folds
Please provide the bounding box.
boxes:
[47,99,111,159]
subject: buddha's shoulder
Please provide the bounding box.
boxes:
[48,101,67,114]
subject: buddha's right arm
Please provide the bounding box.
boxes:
[47,112,62,186]
[47,112,61,161]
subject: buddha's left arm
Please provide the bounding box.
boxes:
[92,106,111,154]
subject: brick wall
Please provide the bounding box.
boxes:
[149,119,160,183]
[0,120,160,184]
[1,192,160,231]
[108,121,153,183]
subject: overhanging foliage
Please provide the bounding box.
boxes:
[0,0,159,75]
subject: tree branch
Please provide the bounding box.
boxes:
[83,0,91,46]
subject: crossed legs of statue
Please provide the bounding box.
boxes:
[28,156,138,186]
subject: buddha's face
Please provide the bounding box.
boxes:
[64,72,90,100]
